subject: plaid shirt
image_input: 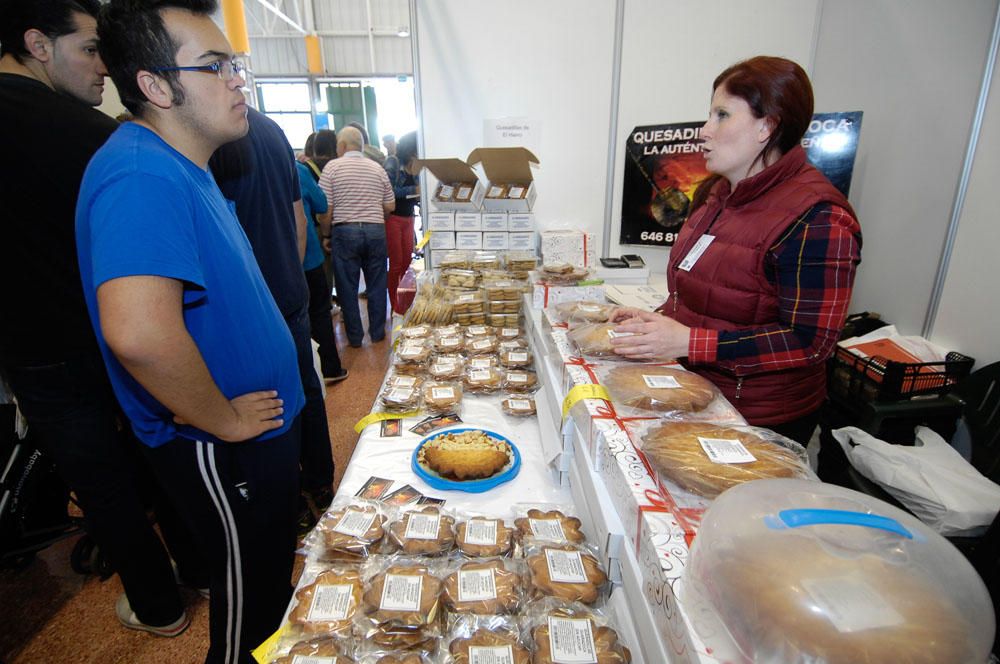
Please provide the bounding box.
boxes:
[686,202,861,374]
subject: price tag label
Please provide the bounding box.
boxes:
[392,375,417,388]
[469,325,488,335]
[470,358,493,369]
[291,656,338,664]
[472,339,493,350]
[508,352,529,362]
[678,234,715,272]
[500,328,520,338]
[404,512,441,540]
[307,584,354,622]
[331,509,376,537]
[464,519,499,545]
[643,374,682,389]
[547,617,598,664]
[529,518,567,541]
[431,387,456,400]
[379,574,423,612]
[469,645,514,664]
[545,549,589,583]
[386,386,414,401]
[469,368,491,381]
[801,577,904,633]
[508,372,528,384]
[507,399,533,411]
[458,568,497,602]
[698,437,757,464]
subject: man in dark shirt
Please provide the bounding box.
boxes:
[0,0,193,636]
[210,107,336,521]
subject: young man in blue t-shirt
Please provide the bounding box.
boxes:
[77,1,304,661]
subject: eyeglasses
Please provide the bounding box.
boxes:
[152,57,248,82]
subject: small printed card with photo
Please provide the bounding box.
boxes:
[416,495,447,506]
[409,412,463,436]
[381,484,423,506]
[380,418,402,437]
[355,476,393,500]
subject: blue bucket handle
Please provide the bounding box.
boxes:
[765,508,913,539]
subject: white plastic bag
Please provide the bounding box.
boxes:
[832,426,1000,536]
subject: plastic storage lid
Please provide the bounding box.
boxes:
[682,479,995,664]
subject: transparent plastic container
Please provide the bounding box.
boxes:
[682,479,995,664]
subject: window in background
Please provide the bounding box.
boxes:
[256,80,313,150]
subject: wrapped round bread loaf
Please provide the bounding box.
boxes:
[532,617,631,664]
[526,546,607,605]
[466,336,498,355]
[566,323,621,357]
[499,349,533,368]
[514,509,586,545]
[642,422,810,498]
[441,559,522,615]
[554,300,616,323]
[463,366,504,394]
[388,507,456,556]
[318,505,386,560]
[421,381,462,415]
[449,627,530,664]
[288,568,363,636]
[501,396,536,417]
[428,356,465,380]
[603,365,715,413]
[435,334,466,353]
[272,637,357,664]
[456,517,514,557]
[503,370,538,394]
[363,564,442,628]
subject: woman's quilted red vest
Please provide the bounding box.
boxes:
[664,146,857,425]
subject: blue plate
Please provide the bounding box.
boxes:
[412,427,521,493]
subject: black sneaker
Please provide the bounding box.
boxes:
[324,369,349,383]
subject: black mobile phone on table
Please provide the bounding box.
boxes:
[600,257,628,268]
[621,254,645,268]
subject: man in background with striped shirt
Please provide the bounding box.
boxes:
[319,126,395,347]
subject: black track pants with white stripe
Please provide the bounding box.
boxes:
[143,419,301,664]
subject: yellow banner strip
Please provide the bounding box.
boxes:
[251,624,288,663]
[416,230,431,250]
[561,383,611,420]
[354,410,420,433]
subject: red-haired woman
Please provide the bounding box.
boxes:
[610,56,862,445]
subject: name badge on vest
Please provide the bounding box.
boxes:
[678,234,715,272]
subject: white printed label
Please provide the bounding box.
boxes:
[469,369,491,381]
[678,234,715,272]
[441,337,461,347]
[488,185,505,197]
[332,509,376,537]
[470,358,493,368]
[698,437,757,464]
[430,387,456,400]
[545,549,589,583]
[399,346,423,359]
[500,328,519,338]
[433,362,457,374]
[386,386,414,402]
[469,326,488,335]
[404,512,441,540]
[439,184,455,198]
[392,375,417,388]
[508,352,529,363]
[642,374,682,389]
[470,646,514,664]
[606,329,635,339]
[379,574,423,612]
[472,339,492,350]
[306,584,354,622]
[547,617,598,664]
[508,185,525,198]
[507,399,532,411]
[529,518,567,541]
[292,656,337,664]
[578,304,601,313]
[456,293,477,304]
[499,341,521,351]
[801,577,905,633]
[458,568,497,602]
[464,519,499,546]
[508,373,529,384]
[457,185,473,198]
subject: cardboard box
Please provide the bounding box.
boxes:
[455,232,483,250]
[428,231,456,250]
[426,211,455,231]
[508,213,535,231]
[482,231,509,250]
[413,157,485,211]
[467,147,539,212]
[541,229,598,268]
[531,275,605,309]
[454,213,482,231]
[481,212,509,231]
[508,232,538,252]
[429,250,447,268]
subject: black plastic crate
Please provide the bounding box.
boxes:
[828,346,974,406]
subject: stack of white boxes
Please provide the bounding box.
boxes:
[427,211,539,266]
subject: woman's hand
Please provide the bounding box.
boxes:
[608,306,645,323]
[609,310,690,362]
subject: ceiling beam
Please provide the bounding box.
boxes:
[250,0,306,34]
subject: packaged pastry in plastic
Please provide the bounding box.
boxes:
[287,567,363,638]
[502,370,538,394]
[387,506,456,556]
[435,323,463,337]
[447,615,530,664]
[527,600,631,664]
[434,333,465,354]
[496,327,524,341]
[441,558,524,615]
[435,183,456,202]
[486,299,521,315]
[498,341,529,357]
[501,396,536,418]
[385,373,424,392]
[525,544,608,605]
[485,183,509,200]
[361,558,443,649]
[381,383,421,412]
[314,501,388,561]
[499,349,532,369]
[453,184,474,203]
[540,263,590,285]
[505,251,538,273]
[428,356,466,381]
[440,269,480,290]
[421,381,463,415]
[399,324,433,341]
[513,506,586,546]
[488,313,520,328]
[393,343,432,375]
[452,291,486,315]
[462,366,504,394]
[361,651,431,664]
[454,311,487,327]
[483,280,522,301]
[455,516,514,558]
[554,300,616,324]
[464,336,498,356]
[599,364,744,423]
[566,322,630,358]
[272,637,358,664]
[464,324,493,338]
[637,421,815,498]
[470,252,502,271]
[466,355,499,370]
[438,251,471,271]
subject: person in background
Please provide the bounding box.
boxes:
[318,126,394,347]
[385,130,419,314]
[305,129,341,311]
[382,132,398,176]
[211,107,337,531]
[0,0,196,638]
[297,157,347,383]
[348,120,386,165]
[81,1,305,659]
[610,56,862,447]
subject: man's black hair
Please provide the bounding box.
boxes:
[396,131,418,168]
[0,0,101,61]
[97,0,218,116]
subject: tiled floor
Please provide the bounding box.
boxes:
[0,305,391,664]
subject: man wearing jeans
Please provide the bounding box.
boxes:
[318,126,395,347]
